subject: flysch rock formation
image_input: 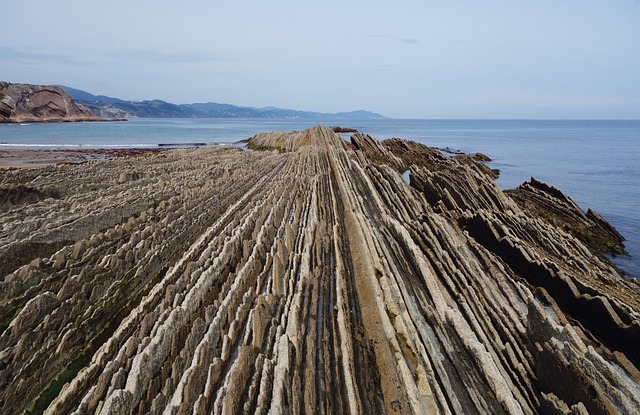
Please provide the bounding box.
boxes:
[0,82,101,122]
[1,126,639,414]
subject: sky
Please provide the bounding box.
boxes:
[2,1,639,119]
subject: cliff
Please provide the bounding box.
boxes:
[0,126,638,414]
[0,82,101,122]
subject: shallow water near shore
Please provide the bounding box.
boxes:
[2,118,638,278]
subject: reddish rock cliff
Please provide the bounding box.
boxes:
[0,81,101,122]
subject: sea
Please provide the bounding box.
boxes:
[1,118,639,279]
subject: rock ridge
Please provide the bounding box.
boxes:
[0,126,638,414]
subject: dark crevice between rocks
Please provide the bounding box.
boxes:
[31,265,170,415]
[0,185,62,211]
[344,246,384,412]
[0,240,72,279]
[330,170,385,414]
[533,333,617,415]
[0,241,72,337]
[460,213,640,369]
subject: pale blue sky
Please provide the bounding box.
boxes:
[2,1,639,118]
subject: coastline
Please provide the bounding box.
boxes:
[1,126,638,413]
[0,148,166,168]
[0,118,127,124]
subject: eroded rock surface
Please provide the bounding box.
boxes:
[1,126,638,414]
[0,82,100,122]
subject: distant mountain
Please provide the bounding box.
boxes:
[56,86,128,104]
[179,102,386,120]
[59,86,387,120]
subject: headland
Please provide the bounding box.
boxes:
[0,82,118,123]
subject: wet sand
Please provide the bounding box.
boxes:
[0,148,169,168]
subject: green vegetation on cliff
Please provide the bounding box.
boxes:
[60,85,386,120]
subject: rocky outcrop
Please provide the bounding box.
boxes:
[83,103,134,119]
[505,178,627,255]
[0,126,638,414]
[331,126,359,133]
[0,82,101,122]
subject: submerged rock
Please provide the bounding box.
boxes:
[0,126,638,414]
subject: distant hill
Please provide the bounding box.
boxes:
[59,86,387,120]
[57,86,128,104]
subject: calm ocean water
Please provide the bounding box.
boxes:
[2,118,639,278]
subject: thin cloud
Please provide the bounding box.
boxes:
[366,35,418,45]
[349,64,397,77]
[0,45,88,65]
[107,49,224,64]
[398,38,418,45]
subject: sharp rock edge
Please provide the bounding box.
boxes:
[0,126,639,414]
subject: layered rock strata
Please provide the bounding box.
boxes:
[0,82,101,122]
[0,126,638,414]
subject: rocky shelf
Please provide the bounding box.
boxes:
[1,126,639,414]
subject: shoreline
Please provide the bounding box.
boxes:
[3,143,635,279]
[1,126,638,413]
[0,118,127,123]
[0,147,168,168]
